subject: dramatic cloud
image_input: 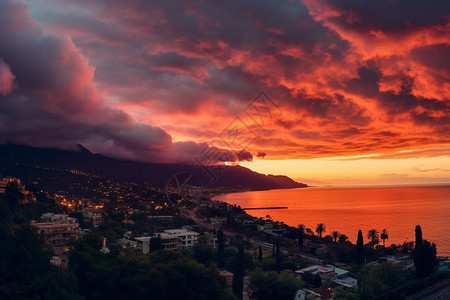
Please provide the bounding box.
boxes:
[0,0,249,163]
[0,60,15,96]
[257,152,266,158]
[0,0,448,163]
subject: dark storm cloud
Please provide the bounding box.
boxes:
[345,65,382,98]
[316,0,450,34]
[147,52,208,74]
[1,0,448,161]
[236,150,253,162]
[40,0,350,110]
[376,75,450,126]
[0,0,250,163]
[256,152,266,158]
[291,93,372,126]
[410,43,450,75]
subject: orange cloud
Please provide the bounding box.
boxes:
[0,0,448,167]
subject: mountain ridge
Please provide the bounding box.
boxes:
[0,144,307,190]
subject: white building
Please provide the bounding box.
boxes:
[163,228,199,249]
[135,236,153,254]
[159,232,181,250]
[134,228,199,253]
[294,290,306,300]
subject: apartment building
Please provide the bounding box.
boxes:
[31,213,79,255]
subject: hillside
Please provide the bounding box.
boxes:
[0,144,307,190]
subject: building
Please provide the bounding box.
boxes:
[294,290,305,300]
[207,236,218,249]
[296,264,357,288]
[31,213,79,255]
[0,177,36,203]
[159,232,181,250]
[162,228,199,249]
[135,228,199,253]
[210,217,227,228]
[220,270,233,290]
[135,236,152,254]
[0,178,8,193]
[81,210,103,228]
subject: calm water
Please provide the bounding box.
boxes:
[215,186,450,256]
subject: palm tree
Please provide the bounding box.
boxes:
[316,223,326,240]
[331,231,340,243]
[380,229,389,247]
[367,229,379,246]
[338,234,348,244]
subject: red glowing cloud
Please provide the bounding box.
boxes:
[0,0,448,163]
[0,60,15,96]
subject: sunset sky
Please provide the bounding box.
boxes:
[0,0,449,185]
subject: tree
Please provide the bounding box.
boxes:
[338,234,348,244]
[359,263,405,299]
[232,244,244,299]
[275,238,281,273]
[315,223,326,240]
[367,229,379,246]
[414,225,437,278]
[4,182,25,210]
[0,225,82,299]
[217,229,225,268]
[192,236,214,265]
[331,231,340,243]
[415,225,423,246]
[70,236,236,300]
[380,229,389,248]
[297,224,304,249]
[300,271,321,288]
[356,230,364,265]
[258,245,263,263]
[414,240,437,278]
[249,269,304,300]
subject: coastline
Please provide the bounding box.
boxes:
[213,185,450,257]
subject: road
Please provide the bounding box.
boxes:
[407,280,449,300]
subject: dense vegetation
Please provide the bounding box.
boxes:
[0,184,236,300]
[69,234,235,300]
[0,178,448,300]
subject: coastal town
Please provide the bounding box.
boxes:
[2,0,449,298]
[1,169,448,300]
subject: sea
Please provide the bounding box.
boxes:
[215,185,450,256]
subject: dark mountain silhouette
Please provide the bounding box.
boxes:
[0,144,307,190]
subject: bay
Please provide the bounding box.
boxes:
[215,185,450,256]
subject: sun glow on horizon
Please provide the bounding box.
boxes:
[240,155,450,186]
